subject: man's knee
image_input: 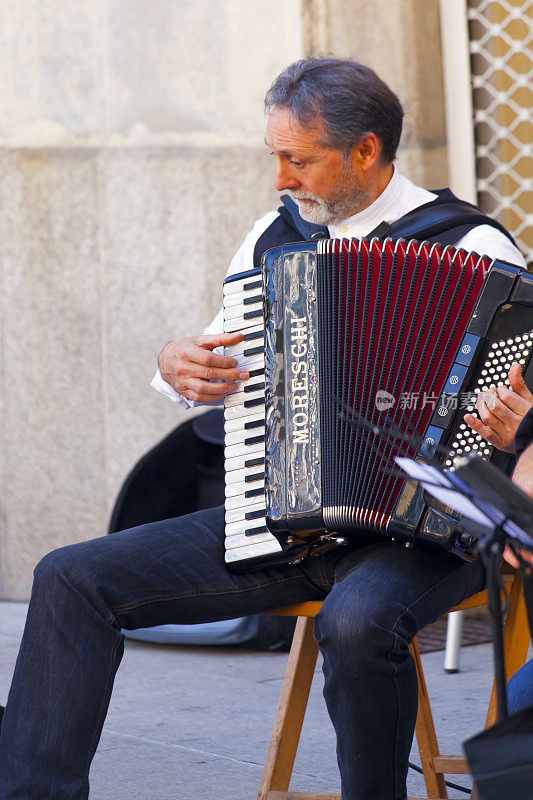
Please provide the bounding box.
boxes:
[33,542,94,598]
[314,590,378,652]
[314,584,415,665]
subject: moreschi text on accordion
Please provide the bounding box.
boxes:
[289,316,310,444]
[223,237,533,572]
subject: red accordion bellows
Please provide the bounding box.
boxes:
[317,238,490,530]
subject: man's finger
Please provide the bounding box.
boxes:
[185,377,239,398]
[463,413,500,447]
[186,339,254,372]
[503,546,519,569]
[195,332,244,349]
[184,359,250,382]
[508,361,533,403]
[496,384,532,415]
[182,344,240,371]
[476,388,498,417]
[476,396,502,429]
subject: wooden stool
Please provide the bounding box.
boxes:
[258,570,529,800]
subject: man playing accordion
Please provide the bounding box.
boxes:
[0,57,526,800]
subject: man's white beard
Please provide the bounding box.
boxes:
[289,185,371,226]
[288,191,337,225]
[287,165,371,225]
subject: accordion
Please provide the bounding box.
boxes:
[223,238,533,572]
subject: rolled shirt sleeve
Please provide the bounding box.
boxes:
[151,210,279,408]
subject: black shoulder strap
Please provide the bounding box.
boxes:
[515,407,533,458]
[253,195,328,268]
[369,188,518,248]
[253,188,518,268]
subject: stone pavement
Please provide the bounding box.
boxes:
[0,601,496,799]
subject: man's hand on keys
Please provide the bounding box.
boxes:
[158,333,250,403]
[464,362,533,453]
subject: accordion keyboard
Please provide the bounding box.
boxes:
[222,271,283,568]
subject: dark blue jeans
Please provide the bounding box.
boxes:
[507,659,533,714]
[0,505,485,800]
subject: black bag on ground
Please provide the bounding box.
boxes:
[464,706,533,799]
[463,563,533,799]
[109,409,296,651]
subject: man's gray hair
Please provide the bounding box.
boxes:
[264,56,404,164]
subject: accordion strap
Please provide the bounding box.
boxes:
[252,195,329,268]
[252,188,518,269]
[368,188,518,247]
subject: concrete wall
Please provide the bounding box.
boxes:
[0,0,447,598]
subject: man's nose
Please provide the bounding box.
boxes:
[273,158,300,191]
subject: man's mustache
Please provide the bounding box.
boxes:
[288,191,323,204]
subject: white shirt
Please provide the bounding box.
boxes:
[152,169,526,406]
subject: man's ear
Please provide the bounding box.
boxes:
[350,133,380,172]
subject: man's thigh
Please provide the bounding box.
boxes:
[50,505,328,630]
[319,539,486,639]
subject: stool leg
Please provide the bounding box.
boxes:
[410,639,448,799]
[257,616,319,800]
[485,572,529,728]
[443,611,464,673]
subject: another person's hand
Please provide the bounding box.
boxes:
[464,362,533,452]
[511,439,533,502]
[158,333,250,403]
[503,441,533,568]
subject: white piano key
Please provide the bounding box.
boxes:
[225,478,263,498]
[224,432,264,451]
[223,276,261,296]
[224,467,246,485]
[223,277,248,294]
[225,491,265,511]
[223,439,264,460]
[225,387,264,408]
[225,532,276,549]
[225,540,282,562]
[225,465,264,486]
[224,315,262,333]
[226,531,271,548]
[223,290,262,309]
[224,410,264,433]
[224,327,264,356]
[224,402,265,422]
[224,343,264,361]
[224,450,265,473]
[224,426,265,447]
[224,302,262,321]
[225,517,267,536]
[223,285,260,302]
[225,500,265,523]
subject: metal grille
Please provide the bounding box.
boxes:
[467,0,533,263]
[444,329,533,466]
